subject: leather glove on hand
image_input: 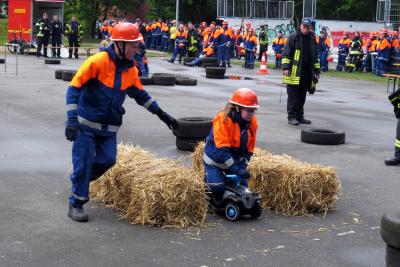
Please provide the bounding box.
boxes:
[65,120,79,142]
[237,168,250,180]
[157,111,178,130]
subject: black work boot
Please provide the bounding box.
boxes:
[385,149,400,166]
[288,118,299,125]
[385,157,400,165]
[68,204,89,222]
[298,118,312,124]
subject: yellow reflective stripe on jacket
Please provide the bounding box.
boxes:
[396,139,400,148]
[283,76,300,84]
[390,96,398,103]
[282,58,290,64]
[314,63,320,69]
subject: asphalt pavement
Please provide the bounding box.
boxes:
[0,54,398,267]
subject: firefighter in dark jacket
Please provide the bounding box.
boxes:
[258,25,268,61]
[35,12,51,57]
[187,23,198,57]
[386,89,400,166]
[51,15,63,58]
[65,15,83,59]
[282,18,320,125]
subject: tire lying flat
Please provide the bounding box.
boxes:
[175,76,197,86]
[172,117,213,138]
[152,73,176,86]
[176,137,205,152]
[202,62,219,68]
[140,76,153,85]
[301,128,345,145]
[55,69,71,79]
[205,67,226,75]
[206,73,225,79]
[62,70,77,81]
[381,211,400,249]
[45,59,61,65]
[386,245,400,267]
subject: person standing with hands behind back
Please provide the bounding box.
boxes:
[282,18,320,125]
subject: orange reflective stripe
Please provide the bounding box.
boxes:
[251,36,258,44]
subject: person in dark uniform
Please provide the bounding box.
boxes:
[282,18,320,125]
[51,15,63,58]
[65,15,83,59]
[385,89,400,166]
[258,25,268,61]
[35,12,51,58]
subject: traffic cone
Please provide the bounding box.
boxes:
[258,52,268,75]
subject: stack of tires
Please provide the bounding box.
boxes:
[45,59,61,65]
[202,57,218,68]
[381,211,400,266]
[172,117,213,151]
[205,67,226,79]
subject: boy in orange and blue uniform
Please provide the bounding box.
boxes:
[65,23,177,222]
[203,88,259,206]
[376,29,391,76]
[244,28,258,69]
[168,24,187,64]
[272,30,286,68]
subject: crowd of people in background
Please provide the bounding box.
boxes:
[34,14,400,79]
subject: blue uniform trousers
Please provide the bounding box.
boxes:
[69,128,117,208]
[204,163,248,194]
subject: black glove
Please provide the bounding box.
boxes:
[156,111,178,130]
[237,168,250,180]
[65,120,79,142]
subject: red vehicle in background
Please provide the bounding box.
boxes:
[8,0,64,54]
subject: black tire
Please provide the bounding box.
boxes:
[205,67,226,75]
[62,70,76,81]
[381,211,400,249]
[152,73,175,78]
[55,69,70,79]
[183,57,194,63]
[7,40,18,54]
[202,57,218,64]
[225,202,240,221]
[172,117,213,138]
[0,58,4,64]
[386,245,400,267]
[206,73,225,79]
[45,59,61,65]
[301,128,345,145]
[175,76,197,86]
[152,75,176,86]
[140,76,153,85]
[176,137,204,152]
[202,62,219,68]
[249,202,262,219]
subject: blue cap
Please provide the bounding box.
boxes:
[301,18,312,26]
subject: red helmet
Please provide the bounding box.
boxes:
[110,22,143,42]
[394,31,399,36]
[222,20,228,25]
[246,22,251,27]
[249,28,254,32]
[229,88,259,108]
[327,56,334,62]
[380,28,388,34]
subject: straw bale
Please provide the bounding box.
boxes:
[192,142,341,216]
[91,144,208,228]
